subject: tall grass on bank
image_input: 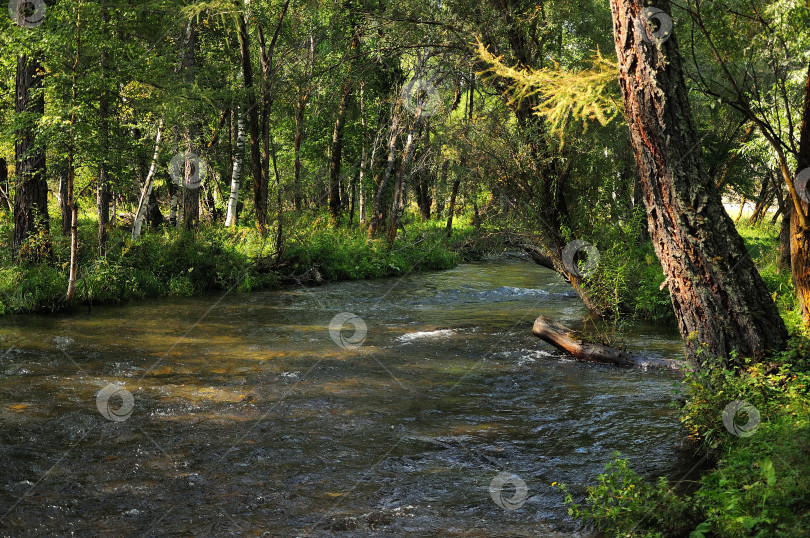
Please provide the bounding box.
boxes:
[0,212,471,315]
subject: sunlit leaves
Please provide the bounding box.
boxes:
[475,39,622,145]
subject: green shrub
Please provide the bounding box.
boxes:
[559,338,810,538]
[556,453,702,537]
[678,350,810,537]
[0,264,67,313]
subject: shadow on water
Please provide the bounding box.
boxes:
[0,259,696,536]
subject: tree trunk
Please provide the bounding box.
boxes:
[416,128,432,220]
[225,107,245,227]
[132,120,164,239]
[180,21,200,230]
[237,2,266,233]
[790,63,810,323]
[147,187,163,227]
[329,79,351,224]
[436,160,449,218]
[780,206,792,270]
[293,89,307,212]
[445,177,460,237]
[97,3,111,256]
[168,178,179,226]
[13,53,50,261]
[749,176,771,224]
[532,316,676,368]
[735,195,746,223]
[181,151,200,229]
[610,0,787,364]
[358,83,368,225]
[447,77,475,237]
[270,136,284,256]
[349,171,357,225]
[0,158,9,212]
[97,163,110,251]
[387,107,423,242]
[293,34,314,213]
[65,1,83,306]
[369,101,403,237]
[58,169,70,237]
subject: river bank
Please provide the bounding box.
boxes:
[0,217,474,316]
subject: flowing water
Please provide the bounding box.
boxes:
[0,259,693,536]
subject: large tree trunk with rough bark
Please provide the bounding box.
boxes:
[610,0,787,365]
[13,53,50,261]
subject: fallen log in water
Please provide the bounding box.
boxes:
[532,316,680,369]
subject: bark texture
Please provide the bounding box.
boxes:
[237,2,266,232]
[610,0,787,364]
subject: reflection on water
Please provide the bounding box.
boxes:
[0,260,690,536]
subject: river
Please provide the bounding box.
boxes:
[0,259,692,536]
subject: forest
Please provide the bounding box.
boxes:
[1,0,809,535]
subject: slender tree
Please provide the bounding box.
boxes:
[132,121,165,239]
[65,0,83,305]
[225,107,245,227]
[236,1,266,232]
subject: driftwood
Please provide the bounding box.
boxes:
[532,316,679,369]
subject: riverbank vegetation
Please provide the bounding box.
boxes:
[0,213,469,314]
[2,0,810,535]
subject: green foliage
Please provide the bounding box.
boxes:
[0,214,468,314]
[678,350,810,537]
[735,218,801,331]
[283,215,461,281]
[0,223,274,313]
[0,264,67,313]
[476,40,622,144]
[562,345,810,538]
[579,207,673,323]
[556,453,701,537]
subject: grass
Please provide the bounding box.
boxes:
[0,209,474,315]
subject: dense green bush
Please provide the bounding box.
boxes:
[0,222,274,313]
[567,207,674,323]
[558,344,810,538]
[557,454,702,537]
